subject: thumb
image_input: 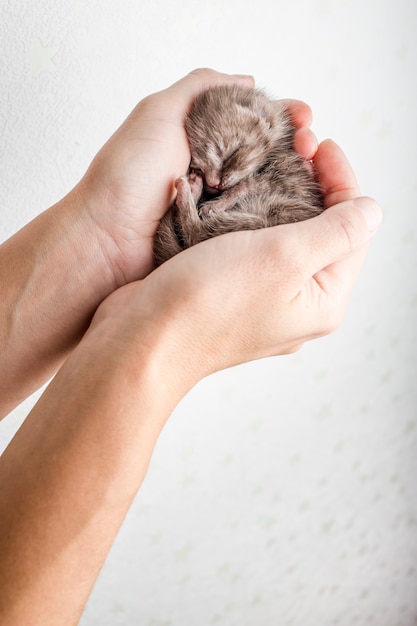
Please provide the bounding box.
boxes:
[297,196,382,277]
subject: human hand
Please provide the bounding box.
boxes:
[77,68,317,284]
[90,139,381,388]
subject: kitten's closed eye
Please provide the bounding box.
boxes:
[224,147,241,163]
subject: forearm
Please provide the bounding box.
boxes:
[0,309,191,626]
[0,184,118,418]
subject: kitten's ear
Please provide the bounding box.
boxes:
[256,107,271,129]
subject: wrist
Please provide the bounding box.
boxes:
[77,156,160,286]
[88,280,207,408]
[38,185,121,335]
[67,179,131,289]
[0,186,121,417]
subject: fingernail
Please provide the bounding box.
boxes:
[353,196,383,233]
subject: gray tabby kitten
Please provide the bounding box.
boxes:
[154,85,324,266]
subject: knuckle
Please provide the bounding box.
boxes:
[188,67,215,80]
[133,93,158,117]
[336,210,361,253]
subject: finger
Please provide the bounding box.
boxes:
[273,99,316,159]
[291,196,382,280]
[313,139,361,208]
[280,98,312,129]
[313,245,370,304]
[293,127,318,160]
[166,68,255,115]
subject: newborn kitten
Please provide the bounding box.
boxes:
[154,85,324,266]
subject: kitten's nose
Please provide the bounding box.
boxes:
[205,174,221,191]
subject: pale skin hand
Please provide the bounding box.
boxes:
[0,66,382,624]
[80,71,317,282]
[0,68,315,419]
[0,135,381,625]
[91,139,382,377]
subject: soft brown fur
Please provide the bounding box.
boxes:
[154,85,324,266]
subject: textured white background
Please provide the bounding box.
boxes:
[1,1,416,624]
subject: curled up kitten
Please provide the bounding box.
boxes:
[153,84,324,267]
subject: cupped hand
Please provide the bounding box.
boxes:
[77,68,317,284]
[90,139,381,386]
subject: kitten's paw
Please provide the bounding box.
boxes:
[199,196,229,217]
[175,175,190,190]
[175,176,193,209]
[188,171,204,201]
[175,176,200,225]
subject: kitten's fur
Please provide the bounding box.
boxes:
[154,85,324,266]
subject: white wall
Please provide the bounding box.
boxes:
[1,1,416,624]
